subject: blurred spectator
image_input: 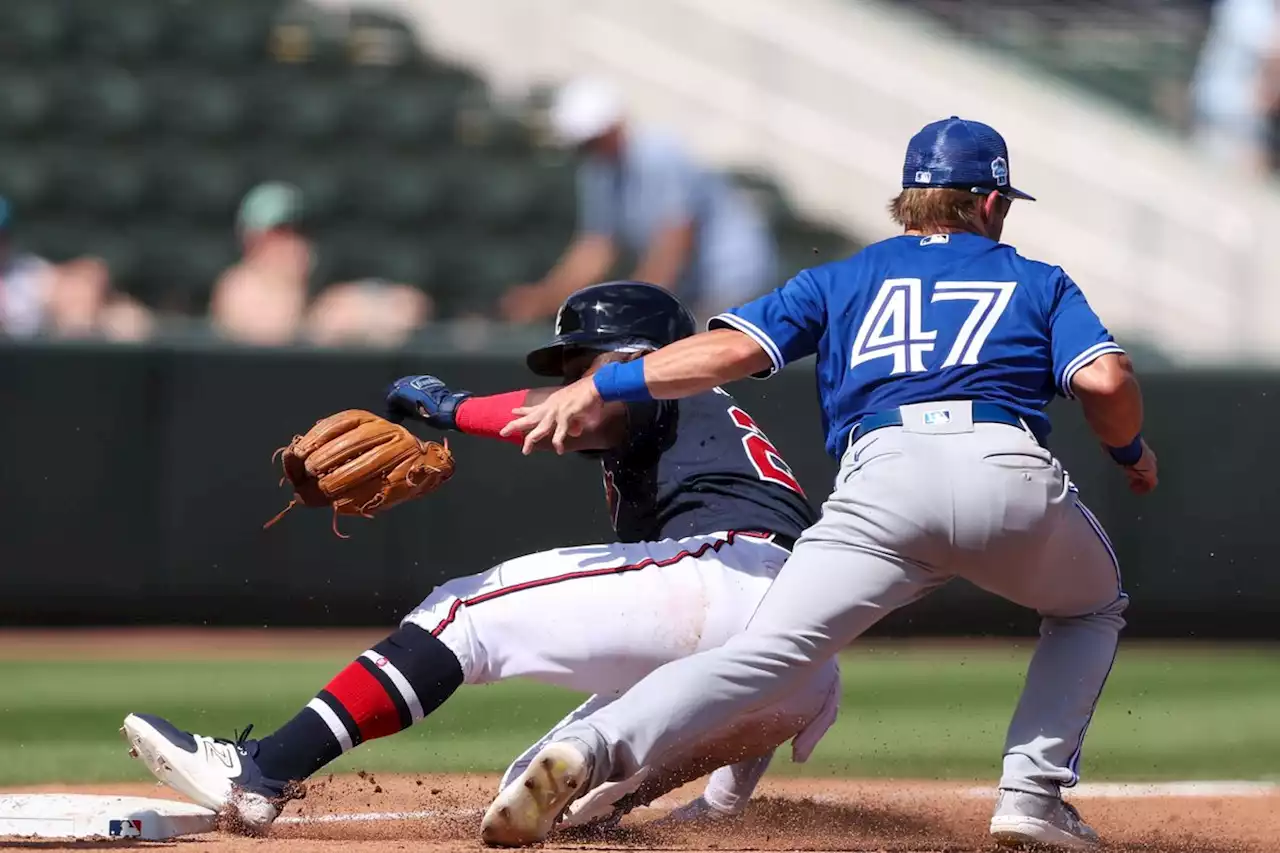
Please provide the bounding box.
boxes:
[0,198,152,342]
[500,78,777,324]
[212,181,434,348]
[1190,0,1280,173]
[0,199,53,338]
[48,257,153,342]
[211,182,312,345]
[305,277,433,349]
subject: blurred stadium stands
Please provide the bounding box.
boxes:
[0,0,855,329]
[10,0,1280,364]
[903,0,1213,128]
[381,0,1280,365]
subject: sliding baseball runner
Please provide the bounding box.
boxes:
[121,281,838,833]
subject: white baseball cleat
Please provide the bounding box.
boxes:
[480,741,592,846]
[120,713,288,833]
[989,789,1100,849]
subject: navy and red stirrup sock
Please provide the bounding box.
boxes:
[254,623,463,783]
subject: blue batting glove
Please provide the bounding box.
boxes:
[385,375,472,430]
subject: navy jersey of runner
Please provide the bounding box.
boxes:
[711,232,1123,457]
[595,388,816,543]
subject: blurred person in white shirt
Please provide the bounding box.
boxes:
[500,78,776,325]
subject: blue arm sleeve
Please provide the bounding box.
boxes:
[1049,270,1125,398]
[708,269,826,377]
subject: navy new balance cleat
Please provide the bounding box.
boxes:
[121,713,293,832]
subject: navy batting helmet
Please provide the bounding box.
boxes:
[526,281,697,377]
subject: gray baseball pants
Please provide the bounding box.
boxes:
[556,401,1127,798]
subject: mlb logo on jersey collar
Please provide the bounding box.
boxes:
[923,409,952,426]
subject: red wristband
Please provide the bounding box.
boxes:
[455,390,530,445]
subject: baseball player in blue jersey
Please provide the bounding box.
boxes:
[486,117,1158,849]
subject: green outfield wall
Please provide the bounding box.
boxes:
[1,340,1273,637]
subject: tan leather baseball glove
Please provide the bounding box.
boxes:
[264,409,455,537]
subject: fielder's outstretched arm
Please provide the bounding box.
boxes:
[503,329,772,454]
[632,329,774,398]
[518,386,629,452]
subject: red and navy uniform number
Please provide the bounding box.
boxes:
[598,389,817,543]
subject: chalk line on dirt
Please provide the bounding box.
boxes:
[278,808,480,825]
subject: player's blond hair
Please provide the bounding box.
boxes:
[888,188,985,233]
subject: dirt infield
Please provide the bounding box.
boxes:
[5,631,1276,850]
[5,773,1277,852]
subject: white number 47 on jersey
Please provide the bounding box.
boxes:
[850,278,1017,375]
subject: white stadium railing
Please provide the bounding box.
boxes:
[317,0,1280,364]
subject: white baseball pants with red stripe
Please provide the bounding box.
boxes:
[401,529,840,815]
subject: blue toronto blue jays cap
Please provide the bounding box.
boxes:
[901,116,1035,201]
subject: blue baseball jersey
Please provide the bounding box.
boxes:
[711,232,1123,457]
